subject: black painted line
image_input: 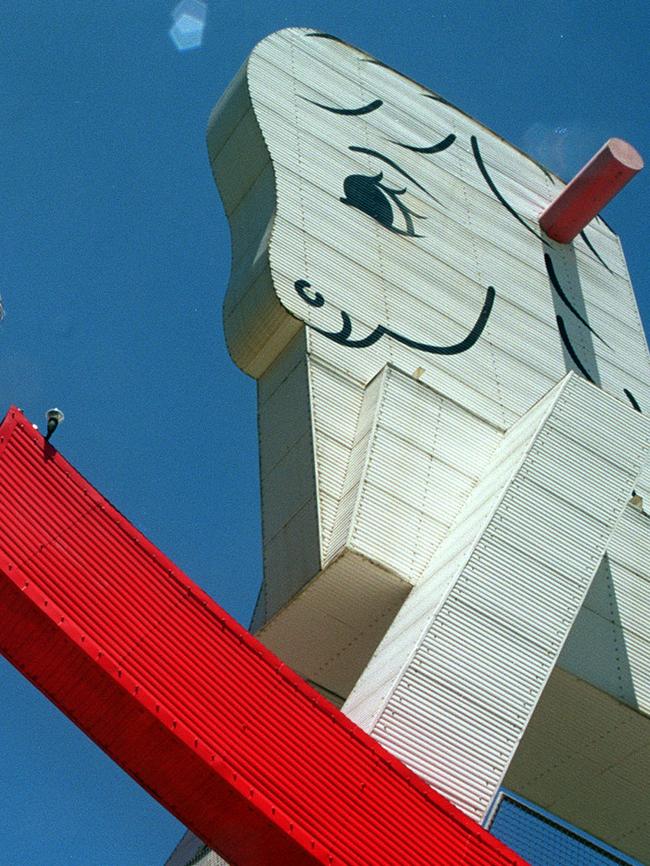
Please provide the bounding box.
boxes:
[349,146,433,199]
[471,136,548,245]
[304,32,347,43]
[624,389,642,413]
[390,133,457,154]
[382,285,495,354]
[361,59,391,68]
[295,280,495,355]
[422,93,455,109]
[557,315,595,382]
[295,279,325,308]
[300,96,383,116]
[579,230,613,273]
[544,254,610,348]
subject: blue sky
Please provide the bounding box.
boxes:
[1,2,648,864]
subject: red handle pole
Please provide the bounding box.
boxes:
[539,138,643,243]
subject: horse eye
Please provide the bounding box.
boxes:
[340,172,425,238]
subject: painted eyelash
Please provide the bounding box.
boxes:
[300,97,383,116]
[304,32,347,44]
[349,146,435,199]
[390,133,457,154]
[624,389,642,412]
[579,229,613,272]
[471,135,547,245]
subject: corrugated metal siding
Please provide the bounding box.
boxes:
[211,31,650,621]
[257,367,505,698]
[0,407,528,866]
[327,368,385,558]
[257,549,409,699]
[239,29,650,492]
[308,357,366,557]
[345,367,503,582]
[503,667,650,865]
[559,504,650,712]
[252,337,321,632]
[343,374,649,822]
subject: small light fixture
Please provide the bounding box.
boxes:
[45,407,64,441]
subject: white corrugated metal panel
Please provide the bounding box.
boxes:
[209,107,269,216]
[269,184,650,434]
[325,367,503,584]
[209,23,650,735]
[223,263,301,379]
[230,28,650,436]
[558,607,642,707]
[254,344,502,640]
[309,326,515,428]
[379,364,489,443]
[608,504,650,579]
[549,379,649,460]
[257,329,307,407]
[260,431,316,540]
[558,505,650,713]
[254,495,321,631]
[206,26,650,443]
[228,162,275,270]
[255,347,319,627]
[308,358,365,555]
[340,379,565,731]
[343,373,649,822]
[258,355,310,478]
[206,61,248,162]
[327,368,385,559]
[309,360,365,446]
[253,342,325,632]
[503,667,650,866]
[352,484,449,579]
[582,556,650,641]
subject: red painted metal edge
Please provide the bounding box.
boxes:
[0,407,527,866]
[539,138,643,243]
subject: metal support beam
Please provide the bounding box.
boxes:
[0,407,525,866]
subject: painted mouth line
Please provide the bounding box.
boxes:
[295,279,495,354]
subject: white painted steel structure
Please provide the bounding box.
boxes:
[343,373,647,820]
[207,29,650,659]
[504,668,650,858]
[171,26,650,866]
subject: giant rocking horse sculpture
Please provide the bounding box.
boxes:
[1,28,648,866]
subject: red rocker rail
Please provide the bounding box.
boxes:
[0,407,526,866]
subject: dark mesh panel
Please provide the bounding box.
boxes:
[488,793,640,866]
